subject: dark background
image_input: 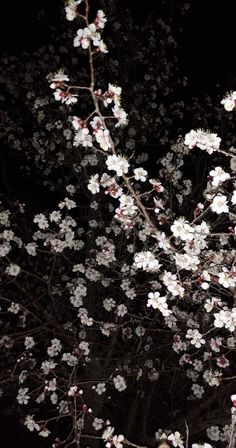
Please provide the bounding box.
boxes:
[0,0,235,92]
[0,0,236,446]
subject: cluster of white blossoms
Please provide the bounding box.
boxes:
[101,173,123,198]
[73,10,108,53]
[24,415,40,432]
[133,167,148,182]
[48,71,78,105]
[106,155,130,177]
[92,382,106,395]
[113,375,127,392]
[88,173,100,194]
[214,308,236,332]
[209,166,230,187]
[72,115,112,150]
[203,369,222,387]
[174,252,200,271]
[210,194,229,214]
[115,195,138,228]
[95,236,116,267]
[95,83,128,127]
[171,220,210,261]
[102,426,124,448]
[133,250,162,272]
[5,263,21,277]
[65,0,82,21]
[17,387,30,405]
[155,431,184,448]
[147,292,171,317]
[218,266,236,289]
[47,338,62,357]
[184,129,221,154]
[171,218,194,241]
[186,329,205,348]
[161,271,185,297]
[221,90,236,111]
[90,116,112,151]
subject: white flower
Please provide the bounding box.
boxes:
[214,308,236,332]
[106,155,130,177]
[68,386,78,396]
[221,91,236,111]
[49,211,62,222]
[47,338,62,357]
[73,128,93,147]
[192,383,204,399]
[216,355,229,368]
[95,10,107,29]
[111,435,124,448]
[102,426,114,441]
[133,167,148,182]
[186,329,205,348]
[174,253,200,271]
[231,394,236,406]
[93,417,104,430]
[134,251,161,272]
[204,297,221,312]
[25,242,37,256]
[112,104,128,127]
[203,369,222,386]
[103,298,116,311]
[24,336,35,349]
[74,28,91,49]
[53,89,78,105]
[94,382,106,395]
[49,70,70,86]
[108,84,122,104]
[147,292,171,317]
[8,302,20,314]
[62,352,78,367]
[97,39,108,53]
[184,129,221,154]
[209,166,230,187]
[206,426,220,441]
[79,340,90,355]
[168,431,184,448]
[41,360,57,374]
[24,415,40,432]
[231,191,236,205]
[218,267,236,288]
[95,128,111,151]
[39,427,51,437]
[17,387,30,405]
[210,194,229,214]
[171,218,194,241]
[33,213,49,229]
[113,375,127,391]
[65,1,81,21]
[59,197,76,210]
[116,304,128,317]
[5,264,21,277]
[88,174,100,194]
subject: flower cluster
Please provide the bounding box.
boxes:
[73,10,108,53]
[184,129,221,154]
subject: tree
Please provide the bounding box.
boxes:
[0,1,236,447]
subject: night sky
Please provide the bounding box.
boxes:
[0,0,235,92]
